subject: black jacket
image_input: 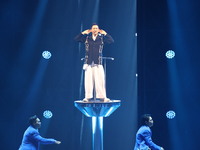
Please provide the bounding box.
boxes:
[75,33,114,64]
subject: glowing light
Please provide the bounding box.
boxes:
[43,110,53,119]
[92,117,96,134]
[135,33,137,36]
[165,50,175,59]
[42,51,52,59]
[92,117,103,134]
[166,110,176,119]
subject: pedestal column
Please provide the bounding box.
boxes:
[74,100,121,150]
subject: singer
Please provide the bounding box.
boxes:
[75,23,114,102]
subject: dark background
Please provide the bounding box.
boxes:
[1,0,200,150]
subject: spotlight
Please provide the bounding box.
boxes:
[165,50,175,59]
[43,110,53,119]
[42,51,52,59]
[166,110,176,119]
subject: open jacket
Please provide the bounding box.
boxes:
[75,33,114,65]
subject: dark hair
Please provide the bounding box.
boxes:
[91,23,99,28]
[29,115,38,126]
[141,114,151,125]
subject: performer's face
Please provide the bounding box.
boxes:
[146,116,154,127]
[34,118,41,129]
[91,25,99,36]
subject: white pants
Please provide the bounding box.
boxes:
[84,64,107,99]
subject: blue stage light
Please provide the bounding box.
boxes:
[42,51,52,59]
[43,110,53,119]
[165,50,175,59]
[166,110,176,119]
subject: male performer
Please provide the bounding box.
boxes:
[75,24,114,102]
[19,115,61,150]
[134,114,164,150]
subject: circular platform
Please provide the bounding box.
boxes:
[74,100,121,117]
[75,100,121,103]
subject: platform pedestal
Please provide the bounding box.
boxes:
[74,100,121,150]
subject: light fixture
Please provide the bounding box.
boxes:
[166,50,175,59]
[42,51,52,59]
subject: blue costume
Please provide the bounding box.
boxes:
[134,125,162,150]
[19,126,56,150]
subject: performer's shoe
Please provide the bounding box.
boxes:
[103,98,111,102]
[83,98,89,102]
